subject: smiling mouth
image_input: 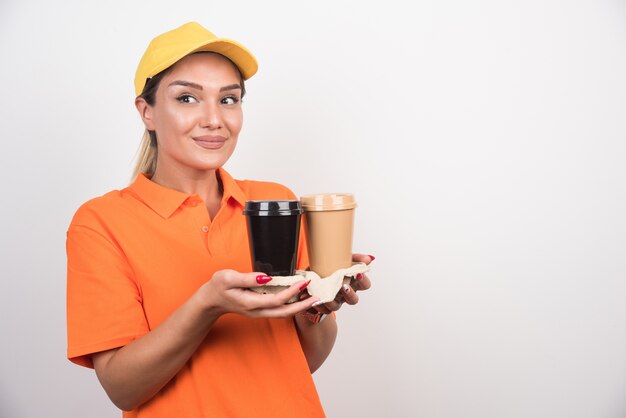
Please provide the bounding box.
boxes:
[193,136,227,150]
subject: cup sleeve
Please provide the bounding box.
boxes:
[66,224,149,368]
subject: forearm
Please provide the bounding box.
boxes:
[294,313,338,373]
[93,290,219,411]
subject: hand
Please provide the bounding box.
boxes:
[199,269,318,319]
[310,254,374,315]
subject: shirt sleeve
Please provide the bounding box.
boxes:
[66,223,149,368]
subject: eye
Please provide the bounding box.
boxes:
[221,95,240,105]
[176,94,198,104]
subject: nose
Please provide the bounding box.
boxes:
[200,102,222,129]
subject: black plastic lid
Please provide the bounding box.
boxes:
[243,200,303,216]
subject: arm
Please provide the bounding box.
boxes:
[92,270,317,411]
[294,313,338,373]
[92,289,218,411]
[294,254,373,373]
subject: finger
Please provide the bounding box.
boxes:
[251,272,273,287]
[253,295,321,318]
[311,302,333,315]
[351,273,372,291]
[325,300,344,312]
[308,295,337,314]
[341,282,360,305]
[352,253,375,265]
[217,270,272,290]
[247,279,311,309]
[313,294,344,313]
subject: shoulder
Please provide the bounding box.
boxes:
[235,178,298,200]
[69,187,135,229]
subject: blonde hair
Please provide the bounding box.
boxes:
[130,66,168,182]
[132,130,158,180]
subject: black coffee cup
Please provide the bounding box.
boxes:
[243,200,303,276]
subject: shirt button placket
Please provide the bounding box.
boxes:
[201,224,211,254]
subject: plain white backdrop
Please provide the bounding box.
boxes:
[1,0,625,417]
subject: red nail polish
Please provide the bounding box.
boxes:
[368,255,376,261]
[356,273,363,280]
[256,275,272,284]
[299,280,311,290]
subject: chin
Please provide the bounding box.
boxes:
[191,156,232,171]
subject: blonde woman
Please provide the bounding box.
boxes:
[66,22,373,417]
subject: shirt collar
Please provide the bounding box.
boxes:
[129,168,247,219]
[217,168,247,208]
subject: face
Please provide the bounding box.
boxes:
[137,52,244,177]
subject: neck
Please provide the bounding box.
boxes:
[151,166,223,219]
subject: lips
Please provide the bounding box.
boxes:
[192,135,227,150]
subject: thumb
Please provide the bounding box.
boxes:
[251,273,273,286]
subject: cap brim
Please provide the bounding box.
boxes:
[192,38,258,80]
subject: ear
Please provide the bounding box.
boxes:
[135,97,156,131]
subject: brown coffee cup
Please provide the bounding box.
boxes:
[300,193,357,278]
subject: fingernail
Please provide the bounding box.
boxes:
[311,300,325,307]
[299,280,311,290]
[342,284,350,293]
[368,255,376,261]
[256,275,272,284]
[356,273,364,280]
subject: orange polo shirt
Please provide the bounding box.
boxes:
[66,168,324,418]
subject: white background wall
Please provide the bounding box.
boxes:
[1,0,625,417]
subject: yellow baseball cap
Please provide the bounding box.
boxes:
[134,22,258,97]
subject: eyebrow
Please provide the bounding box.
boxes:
[168,80,203,90]
[219,84,242,92]
[167,81,242,92]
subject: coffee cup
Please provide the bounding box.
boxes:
[243,200,303,276]
[300,193,357,278]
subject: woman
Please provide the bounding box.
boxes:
[66,22,372,417]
